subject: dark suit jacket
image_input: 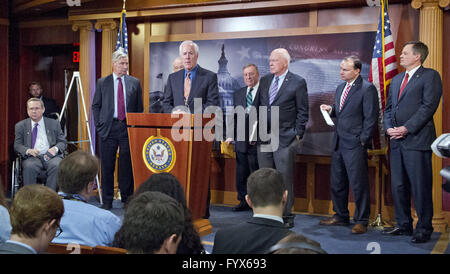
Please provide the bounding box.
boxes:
[162,65,219,113]
[330,76,379,150]
[212,217,291,254]
[14,117,66,158]
[231,86,260,153]
[383,66,442,151]
[92,74,143,140]
[258,71,309,148]
[0,242,36,254]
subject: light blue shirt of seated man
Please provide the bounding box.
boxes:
[52,193,121,247]
[0,205,12,245]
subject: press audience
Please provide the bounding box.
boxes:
[132,172,205,254]
[0,182,11,244]
[114,191,184,254]
[52,150,121,247]
[0,184,64,254]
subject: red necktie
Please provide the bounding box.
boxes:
[398,73,409,99]
[339,83,351,111]
[117,77,126,121]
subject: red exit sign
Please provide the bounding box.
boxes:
[73,43,80,63]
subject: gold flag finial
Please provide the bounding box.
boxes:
[123,0,126,10]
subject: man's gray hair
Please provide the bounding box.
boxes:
[273,48,291,66]
[179,40,199,56]
[112,49,128,63]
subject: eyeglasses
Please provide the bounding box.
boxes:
[55,223,63,238]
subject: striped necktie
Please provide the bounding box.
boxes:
[269,76,279,105]
[246,87,253,107]
[398,72,409,99]
[339,83,351,111]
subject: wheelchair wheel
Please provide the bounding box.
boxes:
[10,158,20,199]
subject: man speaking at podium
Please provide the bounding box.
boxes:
[92,49,143,210]
[162,40,219,114]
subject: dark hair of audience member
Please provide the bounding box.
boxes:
[113,191,184,254]
[131,172,205,254]
[270,232,327,254]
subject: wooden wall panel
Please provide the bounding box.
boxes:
[0,25,8,191]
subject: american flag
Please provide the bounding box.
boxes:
[369,0,398,151]
[116,9,128,54]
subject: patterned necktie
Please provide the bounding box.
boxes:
[246,87,254,107]
[269,76,279,105]
[31,123,38,149]
[339,83,352,111]
[184,72,191,100]
[117,77,126,121]
[398,72,409,99]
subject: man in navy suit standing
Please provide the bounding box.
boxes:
[257,48,309,228]
[319,56,379,234]
[382,41,442,243]
[92,50,143,210]
[162,40,219,114]
[225,64,260,212]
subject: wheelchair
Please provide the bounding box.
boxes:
[10,155,49,199]
[11,112,63,199]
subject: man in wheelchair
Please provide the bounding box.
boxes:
[14,98,66,190]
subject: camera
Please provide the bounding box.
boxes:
[431,133,450,192]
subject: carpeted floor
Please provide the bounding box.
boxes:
[103,200,450,254]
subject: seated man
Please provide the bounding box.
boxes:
[212,168,292,254]
[14,98,66,190]
[113,191,184,254]
[52,150,121,247]
[0,184,64,254]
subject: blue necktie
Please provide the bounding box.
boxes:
[269,76,279,105]
[31,123,38,149]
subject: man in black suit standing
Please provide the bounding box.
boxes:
[319,56,379,234]
[92,49,143,210]
[382,41,442,243]
[257,48,309,228]
[212,168,292,254]
[28,82,61,121]
[162,40,219,114]
[225,64,260,212]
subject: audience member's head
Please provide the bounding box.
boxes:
[132,172,204,254]
[246,168,287,215]
[135,172,187,207]
[268,232,327,254]
[114,191,184,254]
[9,184,64,253]
[57,150,99,199]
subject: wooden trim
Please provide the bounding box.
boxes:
[0,18,9,26]
[69,0,352,21]
[18,19,72,28]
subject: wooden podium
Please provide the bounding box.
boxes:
[127,113,214,236]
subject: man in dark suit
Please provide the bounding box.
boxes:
[257,48,309,228]
[225,64,260,212]
[382,41,442,243]
[319,56,379,234]
[162,40,219,114]
[212,168,292,254]
[92,49,143,210]
[14,98,67,191]
[28,82,61,120]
